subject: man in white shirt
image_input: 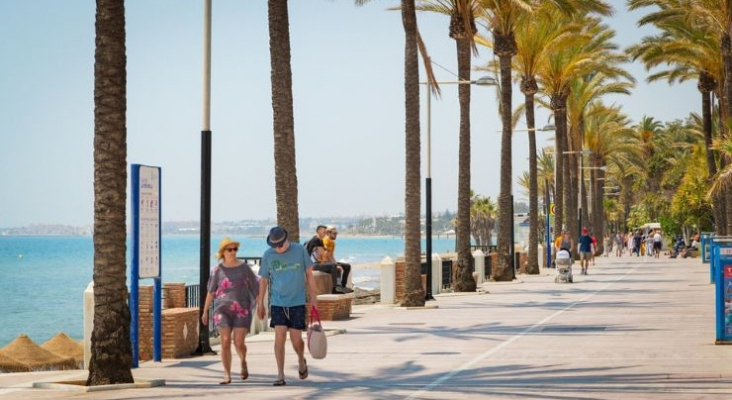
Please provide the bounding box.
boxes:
[653,230,662,258]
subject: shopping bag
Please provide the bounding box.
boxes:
[307,306,327,359]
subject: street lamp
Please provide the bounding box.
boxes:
[422,75,496,300]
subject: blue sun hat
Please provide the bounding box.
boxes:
[267,226,288,248]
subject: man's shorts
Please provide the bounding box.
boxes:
[269,305,306,330]
[654,242,662,251]
[580,251,592,260]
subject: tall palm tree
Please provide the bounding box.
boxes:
[268,0,301,241]
[626,1,727,233]
[415,0,480,291]
[484,1,613,280]
[511,7,578,274]
[358,0,425,305]
[566,69,634,241]
[583,103,636,246]
[400,0,426,306]
[87,0,134,386]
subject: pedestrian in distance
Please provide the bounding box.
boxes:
[578,227,594,275]
[256,226,318,387]
[201,237,260,384]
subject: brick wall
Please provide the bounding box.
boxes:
[137,284,198,361]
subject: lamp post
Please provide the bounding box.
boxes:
[423,75,496,300]
[194,0,215,356]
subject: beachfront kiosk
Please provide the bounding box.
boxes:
[711,237,732,345]
[130,164,163,365]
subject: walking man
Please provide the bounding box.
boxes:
[256,226,318,386]
[578,227,594,275]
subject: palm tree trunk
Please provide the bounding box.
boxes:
[494,51,515,282]
[525,93,539,274]
[552,96,568,245]
[553,109,564,247]
[87,0,134,386]
[268,0,301,241]
[454,37,476,291]
[400,0,425,306]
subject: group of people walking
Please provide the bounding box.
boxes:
[605,230,663,258]
[202,224,348,387]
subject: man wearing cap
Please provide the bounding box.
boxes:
[256,226,318,386]
[578,227,594,275]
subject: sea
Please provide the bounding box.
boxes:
[0,235,456,348]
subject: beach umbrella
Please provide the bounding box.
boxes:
[0,334,76,370]
[41,332,83,368]
[0,351,30,373]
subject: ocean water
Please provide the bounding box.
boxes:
[0,235,455,348]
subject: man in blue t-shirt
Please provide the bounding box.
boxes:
[256,226,318,387]
[578,227,594,275]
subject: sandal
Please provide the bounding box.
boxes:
[298,359,308,380]
[219,376,231,385]
[241,362,249,380]
[273,378,286,386]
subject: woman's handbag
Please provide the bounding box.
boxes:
[307,306,327,359]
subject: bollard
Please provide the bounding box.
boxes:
[380,256,395,304]
[473,249,485,284]
[431,253,442,295]
[83,281,94,369]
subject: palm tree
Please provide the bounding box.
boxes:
[268,0,301,241]
[511,7,577,274]
[486,1,613,280]
[357,0,425,306]
[583,103,636,247]
[626,1,726,233]
[470,191,497,247]
[400,0,426,306]
[87,0,134,386]
[415,0,480,291]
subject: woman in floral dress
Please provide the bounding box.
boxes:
[202,237,259,384]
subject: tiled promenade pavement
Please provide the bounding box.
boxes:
[2,254,732,399]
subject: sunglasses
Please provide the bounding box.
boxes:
[225,247,238,252]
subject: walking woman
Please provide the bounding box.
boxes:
[202,237,259,384]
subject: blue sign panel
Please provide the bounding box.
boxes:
[130,164,163,365]
[714,239,732,344]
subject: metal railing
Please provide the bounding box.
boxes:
[185,284,218,338]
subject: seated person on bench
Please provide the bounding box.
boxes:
[310,245,352,294]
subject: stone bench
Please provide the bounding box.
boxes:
[308,271,352,321]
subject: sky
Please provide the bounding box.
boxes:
[0,0,698,228]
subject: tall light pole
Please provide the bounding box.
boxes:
[423,75,496,300]
[194,0,215,356]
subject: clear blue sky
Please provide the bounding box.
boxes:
[0,0,696,228]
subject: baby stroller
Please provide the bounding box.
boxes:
[555,248,573,283]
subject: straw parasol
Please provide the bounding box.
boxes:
[0,351,31,373]
[0,334,76,371]
[41,332,84,368]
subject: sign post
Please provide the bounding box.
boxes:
[131,164,162,366]
[713,237,732,344]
